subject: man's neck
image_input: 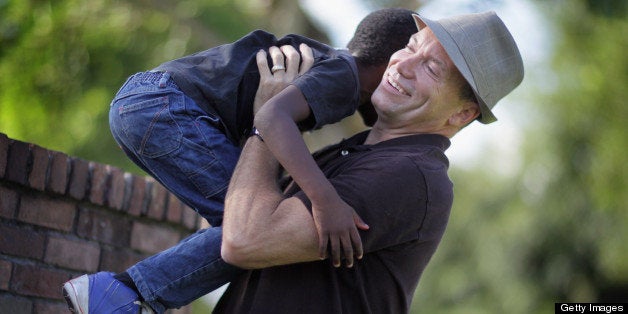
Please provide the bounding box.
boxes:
[365,121,456,145]
[364,124,411,145]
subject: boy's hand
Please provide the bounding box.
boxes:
[253,44,314,113]
[312,193,369,268]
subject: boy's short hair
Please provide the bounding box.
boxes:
[347,8,417,67]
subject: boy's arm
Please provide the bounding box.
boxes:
[254,47,368,268]
[222,46,321,269]
[222,134,321,269]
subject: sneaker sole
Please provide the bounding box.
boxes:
[63,275,89,314]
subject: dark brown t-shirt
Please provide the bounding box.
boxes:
[214,131,453,314]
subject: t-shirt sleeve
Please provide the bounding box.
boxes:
[291,56,360,130]
[293,154,437,253]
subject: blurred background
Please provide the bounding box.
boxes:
[1,0,626,312]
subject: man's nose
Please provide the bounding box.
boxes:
[396,55,418,78]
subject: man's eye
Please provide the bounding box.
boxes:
[404,45,413,52]
[429,66,437,75]
[427,61,441,77]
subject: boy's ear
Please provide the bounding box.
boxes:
[449,101,480,127]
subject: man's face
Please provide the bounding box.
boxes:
[371,27,465,130]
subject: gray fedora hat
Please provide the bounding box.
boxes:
[413,11,524,124]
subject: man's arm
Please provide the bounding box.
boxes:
[221,45,320,269]
[221,136,320,269]
[254,47,367,268]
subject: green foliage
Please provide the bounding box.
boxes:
[531,0,628,299]
[0,0,278,174]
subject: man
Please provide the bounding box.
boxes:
[216,11,524,313]
[63,9,418,314]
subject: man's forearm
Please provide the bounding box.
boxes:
[221,46,322,269]
[222,136,282,263]
[221,136,320,269]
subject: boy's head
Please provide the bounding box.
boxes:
[348,8,418,126]
[347,8,417,68]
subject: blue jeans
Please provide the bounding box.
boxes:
[109,71,243,313]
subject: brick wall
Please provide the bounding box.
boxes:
[0,133,204,313]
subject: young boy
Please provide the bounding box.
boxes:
[64,8,417,313]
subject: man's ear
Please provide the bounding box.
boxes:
[449,101,480,127]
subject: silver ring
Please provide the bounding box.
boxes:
[271,65,286,73]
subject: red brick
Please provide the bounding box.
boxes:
[77,205,131,247]
[12,264,66,300]
[45,236,100,272]
[89,162,110,206]
[28,144,50,191]
[0,225,45,259]
[166,193,184,224]
[0,260,11,290]
[0,293,33,313]
[0,133,8,178]
[127,176,148,216]
[17,194,76,232]
[130,222,181,254]
[68,157,90,200]
[0,186,19,219]
[147,182,167,220]
[48,151,70,195]
[107,167,127,210]
[34,300,69,313]
[100,246,147,273]
[182,205,199,230]
[5,140,30,185]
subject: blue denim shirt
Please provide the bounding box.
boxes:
[154,30,360,143]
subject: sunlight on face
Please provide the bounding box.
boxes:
[371,28,466,130]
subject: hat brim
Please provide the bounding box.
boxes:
[412,14,496,124]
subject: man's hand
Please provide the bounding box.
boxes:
[252,42,369,268]
[253,44,314,114]
[312,193,369,268]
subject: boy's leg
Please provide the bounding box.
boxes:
[108,71,241,227]
[127,226,241,313]
[94,72,243,311]
[63,227,241,314]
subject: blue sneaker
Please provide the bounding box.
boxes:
[63,272,154,313]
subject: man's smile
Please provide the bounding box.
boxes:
[386,71,410,96]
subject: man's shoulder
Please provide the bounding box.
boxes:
[368,134,450,165]
[367,143,448,163]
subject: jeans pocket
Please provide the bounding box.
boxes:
[174,138,232,198]
[173,115,240,198]
[117,94,183,158]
